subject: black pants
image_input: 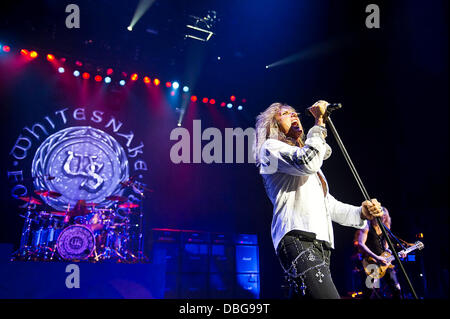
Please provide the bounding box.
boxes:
[276,230,340,299]
[362,267,402,299]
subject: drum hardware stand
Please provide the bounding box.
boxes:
[11,200,36,261]
[322,105,419,299]
[121,177,151,262]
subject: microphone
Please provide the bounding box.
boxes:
[305,103,342,117]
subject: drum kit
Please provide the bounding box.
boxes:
[11,180,148,263]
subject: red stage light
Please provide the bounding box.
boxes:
[94,75,102,82]
[20,49,29,56]
[191,95,197,102]
[143,76,151,84]
[29,51,38,58]
[202,97,209,104]
[242,98,247,103]
[75,61,83,66]
[153,78,160,86]
[46,54,55,61]
[60,57,66,63]
[131,73,138,81]
[166,82,172,88]
[220,102,226,107]
[170,91,175,96]
[82,72,90,79]
[209,99,216,105]
[106,68,114,75]
[2,45,10,52]
[230,95,236,101]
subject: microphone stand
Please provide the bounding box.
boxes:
[324,108,419,300]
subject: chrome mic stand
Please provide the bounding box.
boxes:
[322,105,419,299]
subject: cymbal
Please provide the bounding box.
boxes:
[18,196,42,205]
[40,211,66,217]
[106,195,127,202]
[85,202,102,207]
[34,190,62,198]
[118,202,139,209]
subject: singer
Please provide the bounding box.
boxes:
[254,100,384,299]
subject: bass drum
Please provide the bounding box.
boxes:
[56,225,95,260]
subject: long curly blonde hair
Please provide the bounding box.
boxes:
[253,102,305,165]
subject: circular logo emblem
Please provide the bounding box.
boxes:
[31,126,129,210]
[57,225,95,260]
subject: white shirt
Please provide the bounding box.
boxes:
[259,125,367,251]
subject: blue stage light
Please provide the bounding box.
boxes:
[237,105,243,110]
[172,81,180,89]
[227,103,233,109]
[119,80,126,86]
[104,76,111,83]
[58,67,65,73]
[73,70,80,77]
[182,86,189,93]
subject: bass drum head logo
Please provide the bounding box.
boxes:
[57,225,95,260]
[32,126,129,210]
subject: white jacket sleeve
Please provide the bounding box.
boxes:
[260,126,332,176]
[327,193,367,229]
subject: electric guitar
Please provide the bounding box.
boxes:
[363,241,424,278]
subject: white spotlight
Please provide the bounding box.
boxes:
[127,26,133,31]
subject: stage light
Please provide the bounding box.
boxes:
[220,102,226,107]
[183,86,189,92]
[242,98,247,103]
[73,70,80,77]
[177,123,181,127]
[29,51,38,58]
[165,81,172,88]
[131,73,138,81]
[227,103,232,109]
[104,76,111,83]
[190,95,197,102]
[58,67,65,73]
[170,91,175,96]
[119,80,126,86]
[172,81,179,89]
[2,45,10,52]
[128,0,156,33]
[237,105,243,110]
[46,54,55,61]
[153,78,160,86]
[202,97,209,104]
[143,76,151,84]
[20,49,29,57]
[82,72,90,79]
[75,61,83,66]
[209,99,216,105]
[230,95,236,101]
[106,68,114,75]
[94,75,102,82]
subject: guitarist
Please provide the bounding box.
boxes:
[355,207,406,299]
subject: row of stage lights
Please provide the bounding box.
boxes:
[0,43,246,111]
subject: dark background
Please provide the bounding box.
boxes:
[0,0,448,298]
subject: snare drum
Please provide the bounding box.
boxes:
[56,225,95,260]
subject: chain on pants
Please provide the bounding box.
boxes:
[277,232,341,299]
